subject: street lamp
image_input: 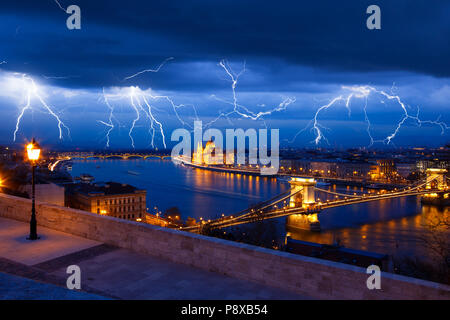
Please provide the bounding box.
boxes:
[26,138,41,241]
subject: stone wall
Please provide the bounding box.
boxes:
[0,192,449,300]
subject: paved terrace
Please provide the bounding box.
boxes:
[1,193,448,300]
[0,217,306,300]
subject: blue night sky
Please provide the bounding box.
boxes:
[0,0,449,149]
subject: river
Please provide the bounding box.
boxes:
[70,158,448,261]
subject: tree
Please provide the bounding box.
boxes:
[163,206,182,224]
[203,219,283,250]
[420,211,450,270]
[405,209,450,284]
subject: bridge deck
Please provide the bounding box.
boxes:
[185,188,447,231]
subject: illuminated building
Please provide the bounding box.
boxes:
[310,161,337,176]
[279,159,311,173]
[280,158,396,180]
[203,140,216,164]
[192,140,219,165]
[66,182,147,221]
[376,159,396,178]
[192,141,203,165]
[416,159,449,173]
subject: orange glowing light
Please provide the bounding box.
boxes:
[26,140,41,161]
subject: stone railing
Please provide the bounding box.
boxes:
[0,192,449,299]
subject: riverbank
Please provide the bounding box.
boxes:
[182,161,408,190]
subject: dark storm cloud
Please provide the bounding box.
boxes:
[0,0,449,90]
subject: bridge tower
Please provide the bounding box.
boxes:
[425,169,448,190]
[287,178,320,232]
[288,177,316,208]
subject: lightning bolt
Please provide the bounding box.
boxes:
[54,0,67,12]
[124,57,174,81]
[302,85,449,146]
[100,86,187,149]
[13,73,70,142]
[312,96,344,145]
[141,95,167,149]
[128,87,143,149]
[205,59,295,128]
[100,56,202,149]
[100,59,295,149]
[97,88,118,148]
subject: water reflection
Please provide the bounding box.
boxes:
[71,159,286,220]
[71,159,448,260]
[287,204,449,261]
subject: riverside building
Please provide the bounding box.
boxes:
[66,182,147,221]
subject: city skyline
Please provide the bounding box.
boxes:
[0,1,449,302]
[0,1,449,148]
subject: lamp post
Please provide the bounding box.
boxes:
[26,138,41,241]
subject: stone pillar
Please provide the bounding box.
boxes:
[289,185,302,208]
[302,184,316,206]
[286,213,321,232]
[287,178,320,231]
[289,177,316,208]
